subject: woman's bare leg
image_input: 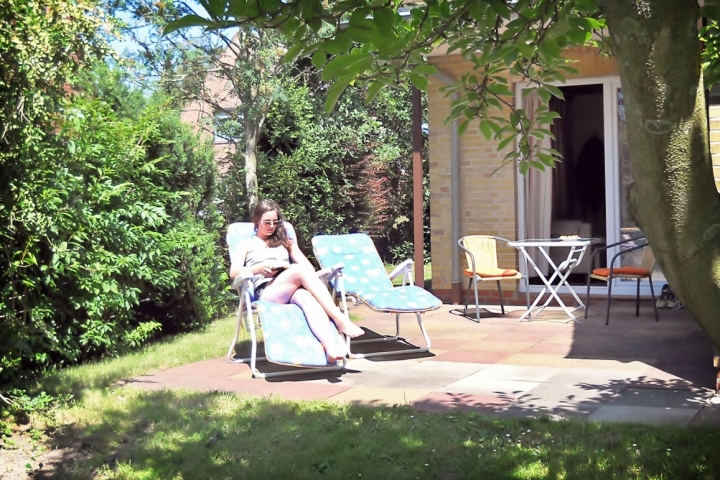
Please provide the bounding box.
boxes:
[288,289,347,362]
[260,264,364,337]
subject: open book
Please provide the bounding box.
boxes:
[269,260,291,271]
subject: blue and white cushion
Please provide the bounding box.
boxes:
[255,301,342,367]
[312,233,442,313]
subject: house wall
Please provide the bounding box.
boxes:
[710,105,720,189]
[427,47,619,303]
[179,45,242,175]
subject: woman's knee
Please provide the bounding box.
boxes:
[286,264,315,281]
[290,288,314,304]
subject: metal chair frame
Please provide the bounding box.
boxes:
[226,222,347,379]
[457,235,530,323]
[584,236,659,325]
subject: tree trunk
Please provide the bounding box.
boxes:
[603,0,720,347]
[244,117,261,216]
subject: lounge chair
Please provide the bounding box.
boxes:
[226,222,347,378]
[312,233,442,358]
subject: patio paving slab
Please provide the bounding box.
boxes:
[125,302,720,427]
[328,386,428,407]
[412,392,512,414]
[605,387,714,409]
[588,405,700,425]
[441,376,541,399]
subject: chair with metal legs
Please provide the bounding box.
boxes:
[226,222,347,378]
[312,233,442,358]
[458,235,530,322]
[584,236,659,325]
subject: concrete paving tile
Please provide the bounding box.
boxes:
[588,405,700,425]
[543,332,577,345]
[458,340,535,353]
[563,343,664,361]
[319,360,486,390]
[430,350,511,364]
[482,329,565,344]
[469,364,560,383]
[524,343,574,356]
[499,353,580,368]
[426,338,475,350]
[689,400,720,427]
[544,367,642,389]
[329,386,428,407]
[606,387,714,409]
[629,369,699,391]
[647,369,717,391]
[569,359,653,371]
[441,375,540,399]
[344,357,423,372]
[514,381,622,410]
[412,391,512,413]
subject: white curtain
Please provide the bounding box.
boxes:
[523,90,553,276]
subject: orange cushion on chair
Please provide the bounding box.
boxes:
[464,267,520,278]
[592,267,651,278]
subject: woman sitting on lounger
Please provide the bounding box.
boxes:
[229,199,365,362]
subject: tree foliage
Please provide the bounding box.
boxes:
[219,78,429,263]
[166,0,607,173]
[1,0,227,387]
[120,0,309,214]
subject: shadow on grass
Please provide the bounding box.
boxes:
[33,388,720,480]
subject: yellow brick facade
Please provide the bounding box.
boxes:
[710,105,720,190]
[427,47,618,298]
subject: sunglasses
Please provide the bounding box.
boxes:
[261,220,281,226]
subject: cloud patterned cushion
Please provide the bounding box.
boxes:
[313,233,442,313]
[255,301,343,367]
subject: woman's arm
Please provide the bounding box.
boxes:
[229,241,280,279]
[288,241,315,270]
[229,242,260,279]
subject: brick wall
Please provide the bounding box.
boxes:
[710,105,720,190]
[427,47,618,302]
[179,46,242,176]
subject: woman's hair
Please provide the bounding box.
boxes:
[253,199,293,249]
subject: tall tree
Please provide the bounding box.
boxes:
[168,0,720,347]
[121,1,301,215]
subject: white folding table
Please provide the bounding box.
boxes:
[507,237,596,323]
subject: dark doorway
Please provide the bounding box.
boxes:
[531,83,607,286]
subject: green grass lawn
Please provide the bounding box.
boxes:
[6,312,720,479]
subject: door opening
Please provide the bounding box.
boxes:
[529,83,607,285]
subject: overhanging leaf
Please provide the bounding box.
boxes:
[325,79,352,113]
[321,51,369,81]
[366,81,385,103]
[163,15,217,36]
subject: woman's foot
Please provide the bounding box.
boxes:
[325,335,348,363]
[335,319,365,338]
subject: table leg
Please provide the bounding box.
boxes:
[517,245,588,323]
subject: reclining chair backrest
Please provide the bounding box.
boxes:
[312,233,393,293]
[227,221,297,300]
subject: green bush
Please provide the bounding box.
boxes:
[0,96,226,387]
